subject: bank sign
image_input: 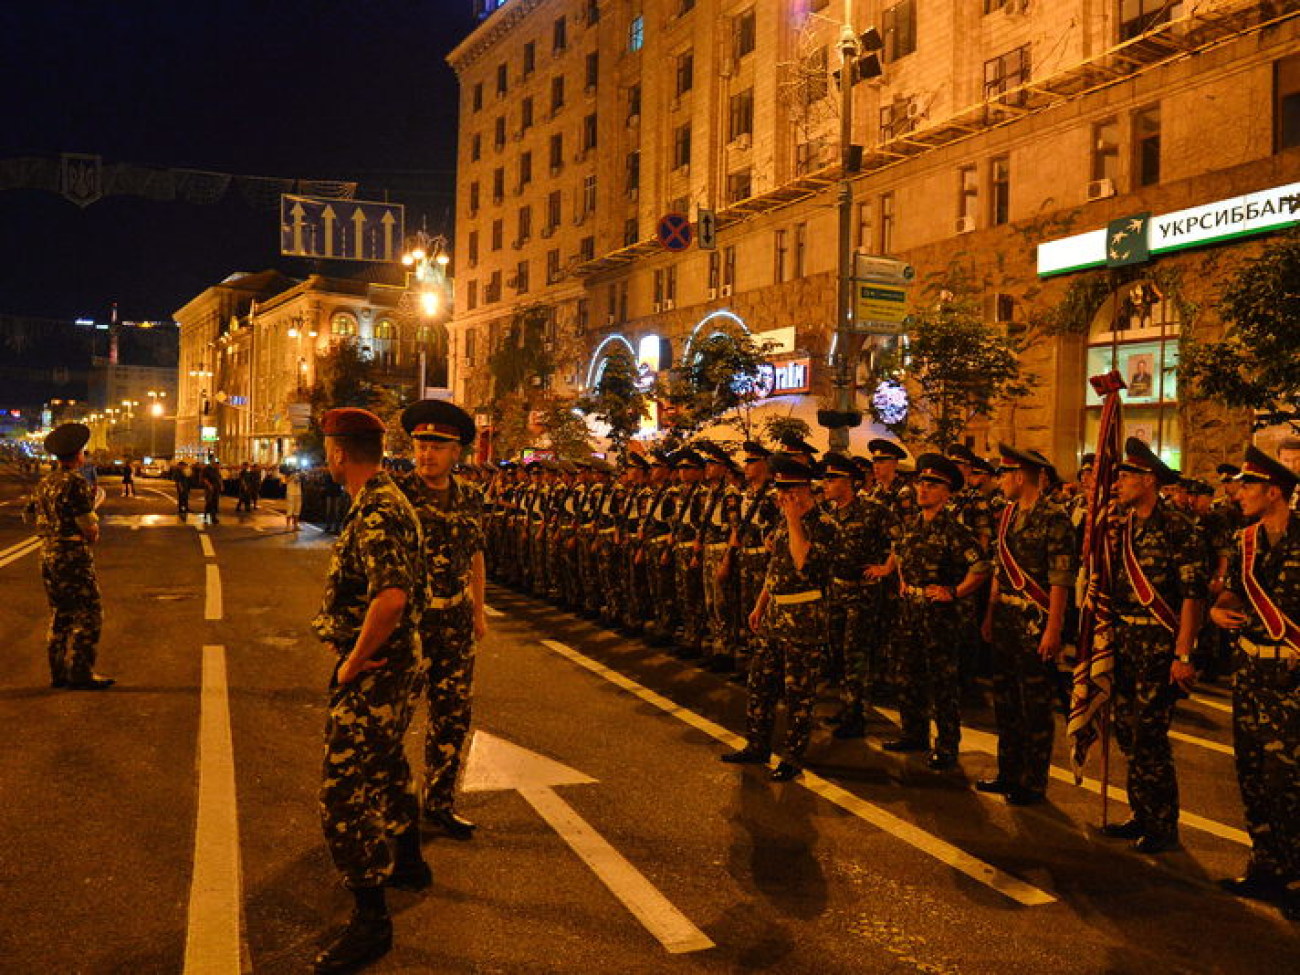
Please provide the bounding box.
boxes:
[1037,180,1300,277]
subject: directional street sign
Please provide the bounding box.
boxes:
[656,212,693,252]
[696,208,717,250]
[280,194,404,262]
[853,282,909,332]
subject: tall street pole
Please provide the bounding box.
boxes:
[829,1,860,452]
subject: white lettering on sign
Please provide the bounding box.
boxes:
[751,357,812,400]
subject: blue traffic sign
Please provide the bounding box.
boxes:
[280,195,405,262]
[657,212,693,252]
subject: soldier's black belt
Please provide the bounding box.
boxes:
[1239,636,1298,661]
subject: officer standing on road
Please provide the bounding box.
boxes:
[311,407,430,975]
[1209,445,1300,921]
[396,399,488,842]
[27,422,113,690]
[722,455,837,781]
[171,461,192,519]
[1101,437,1206,854]
[979,445,1077,805]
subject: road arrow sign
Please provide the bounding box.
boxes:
[697,208,717,250]
[463,731,715,955]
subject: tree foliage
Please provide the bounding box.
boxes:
[492,391,593,460]
[577,342,648,451]
[763,413,810,446]
[303,337,406,458]
[659,330,776,440]
[1181,231,1300,430]
[488,304,555,398]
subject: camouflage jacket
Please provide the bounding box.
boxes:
[735,483,779,550]
[1225,513,1300,647]
[1196,506,1238,562]
[701,482,739,544]
[950,486,995,553]
[644,483,677,538]
[896,508,989,590]
[29,468,97,543]
[1112,497,1209,615]
[868,475,917,521]
[393,471,483,600]
[827,496,900,583]
[993,496,1078,595]
[312,471,424,657]
[762,505,837,642]
[672,483,707,544]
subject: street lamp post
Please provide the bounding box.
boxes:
[147,389,166,458]
[401,228,452,397]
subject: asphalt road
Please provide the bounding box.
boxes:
[0,467,1295,974]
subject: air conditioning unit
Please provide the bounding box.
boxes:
[585,83,597,96]
[574,7,585,26]
[732,133,752,150]
[707,287,718,299]
[905,99,923,120]
[1087,178,1116,201]
[512,129,523,142]
[720,284,733,297]
[955,215,976,234]
[662,298,675,310]
[550,164,563,176]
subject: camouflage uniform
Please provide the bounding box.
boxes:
[746,506,837,760]
[826,496,901,714]
[1225,516,1300,890]
[989,498,1077,795]
[951,485,996,684]
[869,475,917,522]
[30,468,102,684]
[393,470,484,819]
[734,483,778,672]
[700,481,741,655]
[312,472,426,888]
[894,509,989,760]
[673,482,707,651]
[621,481,653,632]
[643,482,678,642]
[1111,499,1208,841]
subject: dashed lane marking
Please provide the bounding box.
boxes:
[199,533,216,560]
[1188,693,1233,715]
[538,639,1057,908]
[205,564,223,621]
[0,536,40,568]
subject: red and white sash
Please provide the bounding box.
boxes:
[1241,523,1300,649]
[997,503,1050,613]
[1121,512,1178,633]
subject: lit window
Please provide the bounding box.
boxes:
[629,15,644,52]
[330,313,357,336]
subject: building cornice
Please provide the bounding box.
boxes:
[447,0,549,75]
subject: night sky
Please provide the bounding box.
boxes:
[0,0,477,322]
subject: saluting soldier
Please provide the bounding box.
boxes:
[28,422,113,690]
[886,454,991,770]
[394,400,486,842]
[822,451,901,738]
[1100,437,1207,854]
[1209,446,1300,921]
[978,445,1077,805]
[311,408,430,975]
[867,438,917,521]
[722,455,837,781]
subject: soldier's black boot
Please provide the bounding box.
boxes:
[386,829,432,891]
[1219,869,1286,902]
[315,887,392,974]
[721,745,770,765]
[1098,818,1144,840]
[425,808,477,842]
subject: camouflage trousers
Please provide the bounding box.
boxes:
[419,604,476,815]
[702,543,738,655]
[647,538,677,640]
[674,544,705,649]
[320,656,421,888]
[745,636,826,761]
[623,543,650,631]
[41,543,103,684]
[1112,622,1180,838]
[895,596,962,757]
[579,534,603,613]
[990,601,1057,794]
[827,580,889,711]
[737,551,769,668]
[1233,651,1300,883]
[596,534,622,623]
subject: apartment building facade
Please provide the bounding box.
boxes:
[447,0,1300,474]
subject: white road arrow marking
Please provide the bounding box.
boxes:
[463,731,714,954]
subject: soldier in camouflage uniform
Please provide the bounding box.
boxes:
[978,445,1077,805]
[867,438,917,521]
[722,455,837,781]
[671,449,708,657]
[1210,445,1300,921]
[696,443,741,669]
[395,400,486,842]
[945,443,996,692]
[1100,437,1207,854]
[311,408,430,975]
[821,452,900,739]
[642,451,678,644]
[619,454,653,633]
[28,423,113,690]
[727,441,778,681]
[885,454,991,770]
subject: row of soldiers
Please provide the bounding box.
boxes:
[464,430,1300,922]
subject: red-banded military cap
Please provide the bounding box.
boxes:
[820,451,857,478]
[770,454,816,487]
[1237,444,1299,492]
[1078,452,1097,474]
[998,442,1051,474]
[401,399,475,445]
[321,407,386,437]
[778,434,820,457]
[915,452,964,491]
[1216,463,1240,482]
[648,449,673,468]
[1118,436,1179,485]
[970,456,996,476]
[868,438,907,462]
[945,443,978,465]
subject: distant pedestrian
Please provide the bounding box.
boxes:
[26,423,113,690]
[172,462,192,518]
[285,468,303,531]
[120,462,136,498]
[202,463,222,524]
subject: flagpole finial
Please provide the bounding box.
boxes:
[1089,370,1127,397]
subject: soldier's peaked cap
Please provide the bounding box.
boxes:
[649,449,673,467]
[625,452,650,470]
[1079,452,1097,473]
[970,456,996,476]
[695,441,731,463]
[779,434,820,456]
[1118,437,1179,485]
[673,448,705,469]
[945,443,979,465]
[743,440,772,460]
[821,452,858,478]
[868,438,907,462]
[1216,462,1241,481]
[321,407,385,438]
[998,442,1049,472]
[44,422,90,458]
[852,454,875,477]
[915,453,964,491]
[770,454,816,487]
[1237,444,1299,492]
[402,399,475,445]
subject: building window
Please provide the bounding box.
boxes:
[673,123,692,170]
[983,0,1008,12]
[547,248,561,283]
[668,195,689,216]
[1119,0,1183,42]
[550,132,564,171]
[466,281,478,312]
[491,219,504,251]
[374,319,395,340]
[492,167,505,203]
[625,152,641,195]
[1277,54,1300,152]
[728,88,754,142]
[708,251,720,291]
[990,156,1010,226]
[879,97,917,141]
[582,175,598,216]
[627,83,642,122]
[331,312,357,336]
[519,151,533,190]
[469,181,480,214]
[468,230,479,265]
[494,116,506,149]
[1092,120,1120,184]
[676,51,694,96]
[515,260,530,293]
[582,113,598,151]
[551,75,565,114]
[882,0,917,62]
[470,133,482,162]
[733,8,756,62]
[1134,105,1162,186]
[624,217,639,246]
[585,52,599,90]
[553,15,568,53]
[722,246,737,289]
[666,265,677,303]
[855,201,872,249]
[472,82,483,112]
[653,269,665,306]
[984,45,1031,105]
[517,205,532,243]
[522,97,534,130]
[774,229,788,284]
[496,62,509,97]
[727,169,752,203]
[793,222,807,279]
[523,41,536,77]
[580,236,595,261]
[879,192,895,253]
[958,165,978,223]
[801,47,829,107]
[488,270,502,303]
[547,190,562,230]
[629,15,644,52]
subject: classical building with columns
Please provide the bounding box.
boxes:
[447,0,1300,473]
